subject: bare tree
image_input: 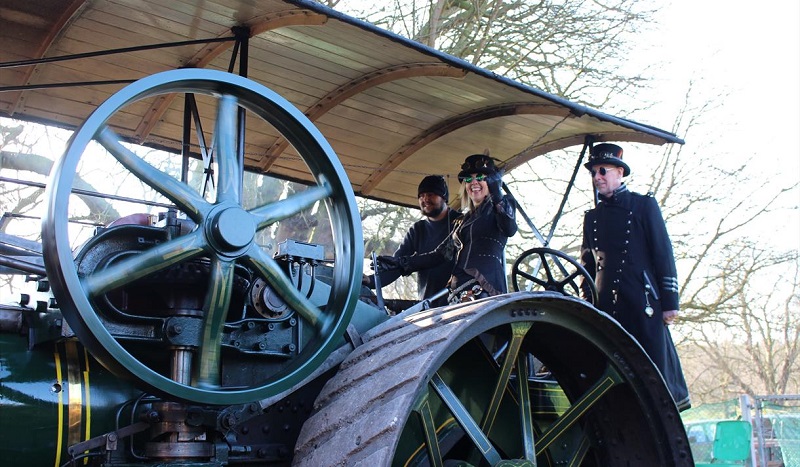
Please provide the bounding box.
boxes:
[329,0,657,107]
[681,257,800,401]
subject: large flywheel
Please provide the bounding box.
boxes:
[42,69,363,405]
[294,292,692,466]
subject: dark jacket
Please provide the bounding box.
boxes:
[581,184,688,408]
[375,209,462,305]
[407,193,517,296]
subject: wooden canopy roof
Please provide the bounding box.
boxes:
[0,0,683,207]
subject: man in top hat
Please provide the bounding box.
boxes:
[579,143,690,410]
[364,175,462,307]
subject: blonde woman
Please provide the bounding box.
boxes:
[377,154,517,302]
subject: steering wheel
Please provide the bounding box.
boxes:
[42,69,362,405]
[511,247,598,304]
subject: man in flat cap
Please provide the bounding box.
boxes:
[364,175,462,307]
[580,143,690,410]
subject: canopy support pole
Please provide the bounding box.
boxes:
[502,135,593,248]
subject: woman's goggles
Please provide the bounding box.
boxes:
[461,157,492,172]
[462,174,487,183]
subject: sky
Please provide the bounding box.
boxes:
[614,0,800,251]
[645,0,800,167]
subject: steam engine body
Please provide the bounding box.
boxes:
[1,221,378,466]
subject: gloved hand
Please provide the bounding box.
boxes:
[485,170,503,202]
[374,255,404,272]
[374,255,420,275]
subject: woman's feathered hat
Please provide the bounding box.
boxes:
[458,154,498,182]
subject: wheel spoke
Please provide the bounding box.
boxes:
[213,94,241,204]
[558,271,582,294]
[194,257,236,388]
[515,353,536,462]
[412,392,445,467]
[529,276,550,288]
[516,269,538,283]
[249,182,333,230]
[245,245,326,331]
[540,256,557,285]
[430,373,502,465]
[482,322,532,434]
[97,127,211,221]
[82,229,207,297]
[535,363,624,456]
[565,436,591,466]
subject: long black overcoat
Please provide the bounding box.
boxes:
[581,185,689,407]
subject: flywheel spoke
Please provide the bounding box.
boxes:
[213,94,242,205]
[96,127,211,221]
[194,257,236,388]
[250,182,333,230]
[83,229,207,297]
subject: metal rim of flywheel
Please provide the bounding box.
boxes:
[293,291,692,466]
[41,69,363,405]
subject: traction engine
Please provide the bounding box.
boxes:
[0,70,692,466]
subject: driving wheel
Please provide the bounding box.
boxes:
[42,69,362,405]
[294,292,692,466]
[512,247,598,304]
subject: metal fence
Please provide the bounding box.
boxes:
[682,394,800,466]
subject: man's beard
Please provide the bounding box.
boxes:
[423,203,444,218]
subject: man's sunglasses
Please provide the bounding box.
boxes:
[462,174,487,183]
[590,166,618,177]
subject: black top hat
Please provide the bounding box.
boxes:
[417,175,448,199]
[458,154,498,182]
[584,143,630,176]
